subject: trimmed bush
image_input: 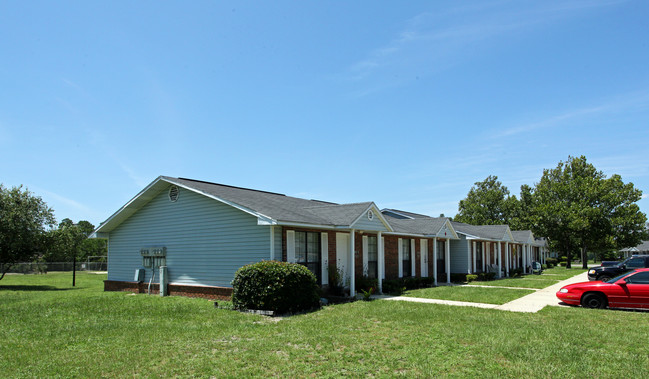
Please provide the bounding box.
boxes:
[477,272,497,281]
[355,275,378,293]
[231,261,320,314]
[382,279,406,295]
[466,274,478,282]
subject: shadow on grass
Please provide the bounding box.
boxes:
[0,285,77,292]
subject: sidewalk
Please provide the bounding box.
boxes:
[379,270,589,313]
[494,271,588,313]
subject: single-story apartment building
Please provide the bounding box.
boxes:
[93,176,461,299]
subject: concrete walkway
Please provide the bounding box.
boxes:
[378,271,589,313]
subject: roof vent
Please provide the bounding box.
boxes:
[168,185,179,202]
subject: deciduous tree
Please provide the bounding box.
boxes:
[0,185,55,280]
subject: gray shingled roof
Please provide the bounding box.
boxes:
[620,240,649,253]
[166,177,376,227]
[511,230,534,244]
[382,212,450,236]
[451,221,510,241]
[381,208,432,220]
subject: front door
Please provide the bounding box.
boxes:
[336,233,350,288]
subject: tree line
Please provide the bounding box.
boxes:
[0,184,106,280]
[454,156,648,268]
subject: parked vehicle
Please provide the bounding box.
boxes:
[557,268,649,309]
[600,261,620,267]
[587,255,649,281]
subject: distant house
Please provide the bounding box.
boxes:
[619,241,649,258]
[450,222,515,278]
[93,177,459,299]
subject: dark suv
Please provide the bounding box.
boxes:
[588,255,649,281]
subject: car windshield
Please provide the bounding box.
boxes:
[605,272,631,283]
[616,257,632,268]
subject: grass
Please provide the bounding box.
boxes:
[2,271,648,377]
[403,286,535,304]
[464,267,588,289]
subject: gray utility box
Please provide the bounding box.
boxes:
[134,268,145,282]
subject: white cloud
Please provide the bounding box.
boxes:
[343,0,624,95]
[495,90,649,138]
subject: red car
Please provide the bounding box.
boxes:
[556,268,649,309]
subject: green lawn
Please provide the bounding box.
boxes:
[403,286,535,304]
[464,267,588,289]
[2,271,648,377]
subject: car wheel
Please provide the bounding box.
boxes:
[598,275,611,282]
[581,293,607,309]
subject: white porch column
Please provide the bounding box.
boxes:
[522,244,527,273]
[377,231,383,294]
[445,239,451,284]
[350,230,356,297]
[497,242,502,279]
[472,241,477,274]
[486,242,491,266]
[505,242,511,277]
[505,242,510,277]
[433,237,438,286]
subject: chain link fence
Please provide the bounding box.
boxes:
[1,261,107,274]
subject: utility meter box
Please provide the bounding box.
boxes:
[134,268,145,282]
[140,247,167,268]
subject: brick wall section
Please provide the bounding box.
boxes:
[383,235,399,280]
[327,231,336,268]
[104,280,232,300]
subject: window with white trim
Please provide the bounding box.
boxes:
[295,231,321,283]
[367,236,378,279]
[402,238,412,277]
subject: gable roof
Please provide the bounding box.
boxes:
[451,221,514,242]
[94,176,394,235]
[620,240,649,253]
[511,230,535,244]
[380,208,432,220]
[382,212,458,239]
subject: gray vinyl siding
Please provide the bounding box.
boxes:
[450,234,470,273]
[273,226,282,261]
[107,186,270,287]
[351,213,389,232]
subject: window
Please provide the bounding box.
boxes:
[402,238,412,277]
[475,242,483,272]
[367,236,378,279]
[626,271,649,284]
[437,240,446,276]
[295,231,321,283]
[626,257,645,269]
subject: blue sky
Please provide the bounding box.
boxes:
[1,0,648,227]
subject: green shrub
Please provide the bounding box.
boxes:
[466,274,478,282]
[477,272,497,281]
[450,273,467,283]
[559,262,567,267]
[231,261,320,314]
[510,267,523,277]
[355,275,378,293]
[381,279,404,295]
